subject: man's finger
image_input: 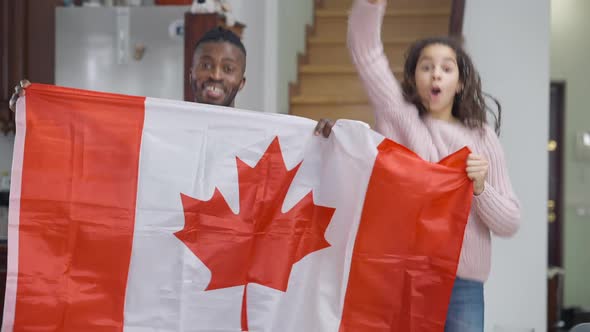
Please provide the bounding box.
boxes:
[315,119,334,137]
[20,79,31,88]
[314,121,325,135]
[322,121,333,138]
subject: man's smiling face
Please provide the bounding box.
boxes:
[190,41,246,107]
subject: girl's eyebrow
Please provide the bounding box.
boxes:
[418,56,457,65]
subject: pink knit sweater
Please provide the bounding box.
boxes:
[348,0,521,282]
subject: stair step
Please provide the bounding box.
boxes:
[300,65,355,74]
[296,65,402,99]
[289,0,453,123]
[313,11,449,41]
[300,64,402,74]
[308,37,415,45]
[307,38,411,66]
[291,103,375,127]
[291,95,369,105]
[319,0,452,10]
[315,8,451,18]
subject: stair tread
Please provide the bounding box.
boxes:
[316,8,450,17]
[290,0,451,120]
[291,96,369,104]
[308,37,415,45]
[300,64,402,73]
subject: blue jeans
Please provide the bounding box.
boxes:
[444,277,484,332]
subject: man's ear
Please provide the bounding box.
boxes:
[239,77,246,91]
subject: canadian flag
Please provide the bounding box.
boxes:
[3,84,473,332]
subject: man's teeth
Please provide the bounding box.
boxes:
[205,86,223,93]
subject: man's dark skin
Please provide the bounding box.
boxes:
[190,41,246,108]
[9,41,246,111]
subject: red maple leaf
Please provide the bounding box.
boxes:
[174,137,335,331]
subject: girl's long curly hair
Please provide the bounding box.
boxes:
[400,36,501,135]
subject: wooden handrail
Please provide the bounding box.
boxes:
[449,0,465,37]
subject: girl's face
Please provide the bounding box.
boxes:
[414,44,462,121]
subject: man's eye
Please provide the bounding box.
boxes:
[223,66,235,74]
[200,63,212,70]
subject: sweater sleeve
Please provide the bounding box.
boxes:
[347,0,430,151]
[473,127,521,237]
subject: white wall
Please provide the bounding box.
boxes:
[235,0,313,114]
[463,1,550,331]
[229,0,312,114]
[275,0,314,114]
[230,0,267,112]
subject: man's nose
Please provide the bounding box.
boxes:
[209,66,223,80]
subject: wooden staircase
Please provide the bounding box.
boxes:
[289,0,456,126]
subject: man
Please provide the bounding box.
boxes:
[189,26,246,107]
[9,26,246,111]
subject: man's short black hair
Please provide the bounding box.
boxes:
[193,26,246,57]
